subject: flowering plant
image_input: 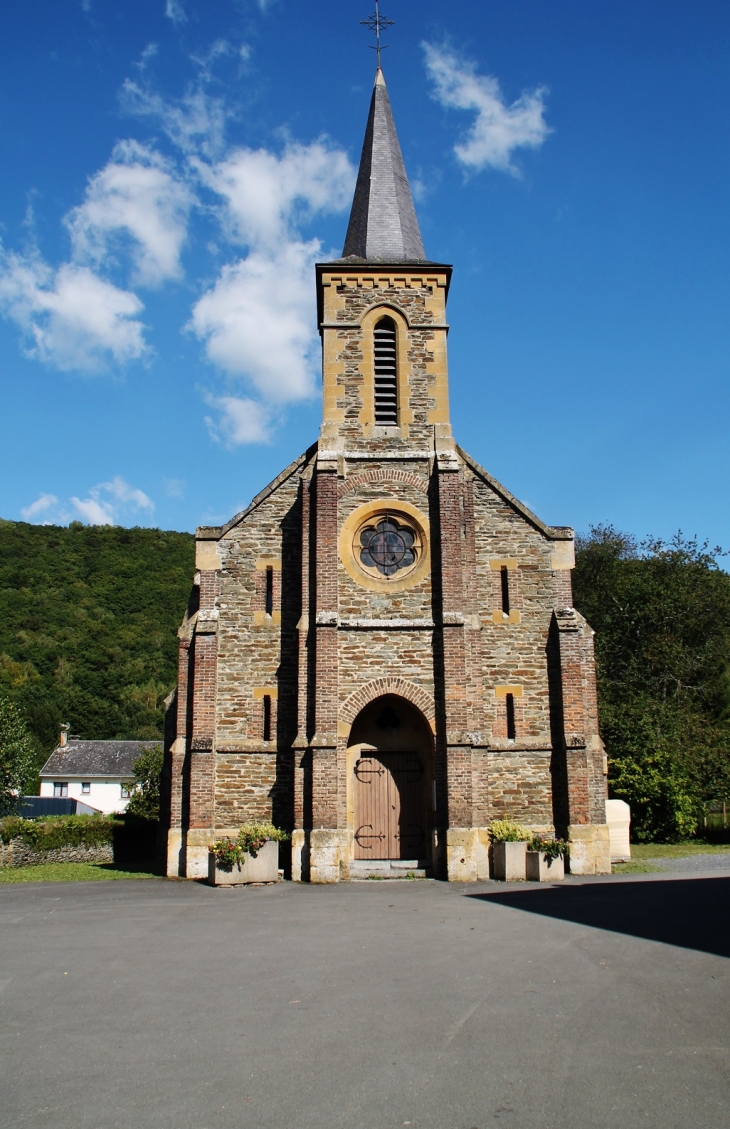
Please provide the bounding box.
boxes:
[211,837,243,869]
[488,820,532,843]
[210,822,290,869]
[237,821,289,858]
[529,835,568,862]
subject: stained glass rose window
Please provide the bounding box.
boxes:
[359,516,416,577]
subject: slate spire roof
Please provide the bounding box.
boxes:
[342,68,426,262]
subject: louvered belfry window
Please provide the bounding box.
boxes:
[373,316,398,425]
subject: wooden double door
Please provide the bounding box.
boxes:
[353,752,427,860]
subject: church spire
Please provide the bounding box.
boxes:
[342,68,426,262]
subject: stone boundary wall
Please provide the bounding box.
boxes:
[0,839,114,869]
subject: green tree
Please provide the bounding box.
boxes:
[573,526,730,841]
[124,745,164,820]
[0,519,194,781]
[0,696,35,815]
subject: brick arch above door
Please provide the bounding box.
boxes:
[341,678,436,731]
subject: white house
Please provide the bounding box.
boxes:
[39,734,154,815]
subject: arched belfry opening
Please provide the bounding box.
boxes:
[347,695,434,868]
[373,316,398,425]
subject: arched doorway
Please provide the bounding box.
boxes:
[347,695,434,863]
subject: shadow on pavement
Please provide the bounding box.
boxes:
[468,877,730,958]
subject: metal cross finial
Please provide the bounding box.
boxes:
[361,0,395,69]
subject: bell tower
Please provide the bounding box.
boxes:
[316,69,454,461]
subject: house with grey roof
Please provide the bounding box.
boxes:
[39,730,154,815]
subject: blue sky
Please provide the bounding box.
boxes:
[1,1,728,548]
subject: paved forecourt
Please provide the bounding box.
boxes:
[1,872,728,1129]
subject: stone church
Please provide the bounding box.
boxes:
[163,69,610,882]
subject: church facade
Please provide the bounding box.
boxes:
[163,70,610,882]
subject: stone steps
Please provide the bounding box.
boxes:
[350,859,432,880]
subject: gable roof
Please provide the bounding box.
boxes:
[457,445,574,541]
[40,740,154,779]
[342,68,426,263]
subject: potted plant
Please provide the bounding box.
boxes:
[526,835,568,882]
[208,822,290,886]
[489,820,532,881]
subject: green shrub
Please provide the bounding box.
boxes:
[488,820,532,843]
[0,814,116,850]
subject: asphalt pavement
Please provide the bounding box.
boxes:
[1,870,729,1129]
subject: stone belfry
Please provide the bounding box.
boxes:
[163,68,610,882]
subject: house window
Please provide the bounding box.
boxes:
[121,783,133,799]
[373,316,397,425]
[81,782,91,794]
[53,782,68,798]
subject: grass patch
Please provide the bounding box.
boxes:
[631,841,730,859]
[611,860,662,874]
[0,861,160,884]
[611,841,730,875]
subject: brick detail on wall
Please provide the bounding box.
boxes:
[553,568,574,610]
[434,463,473,827]
[189,750,215,828]
[340,677,436,726]
[312,464,339,826]
[549,606,607,828]
[311,748,338,829]
[338,468,429,499]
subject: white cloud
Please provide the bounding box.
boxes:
[204,395,272,446]
[71,496,115,525]
[65,141,194,287]
[423,43,550,176]
[101,475,155,511]
[20,479,153,526]
[190,241,322,401]
[71,477,155,525]
[165,0,186,26]
[21,493,58,521]
[198,140,354,250]
[187,141,354,427]
[0,251,148,373]
[121,77,229,160]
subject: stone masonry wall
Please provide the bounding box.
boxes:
[1,840,114,868]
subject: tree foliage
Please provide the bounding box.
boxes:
[0,519,194,782]
[0,696,35,815]
[125,745,164,820]
[573,526,730,841]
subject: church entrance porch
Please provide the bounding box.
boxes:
[346,695,434,877]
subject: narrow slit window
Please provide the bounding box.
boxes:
[263,694,272,742]
[373,316,398,425]
[506,693,516,741]
[500,566,510,615]
[265,566,274,616]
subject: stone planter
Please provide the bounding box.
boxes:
[492,841,527,881]
[526,850,565,882]
[207,840,279,886]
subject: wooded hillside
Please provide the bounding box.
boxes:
[0,520,194,776]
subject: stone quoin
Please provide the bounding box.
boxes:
[162,67,610,882]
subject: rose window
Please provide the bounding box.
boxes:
[359,516,416,577]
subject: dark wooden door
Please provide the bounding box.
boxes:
[353,753,426,860]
